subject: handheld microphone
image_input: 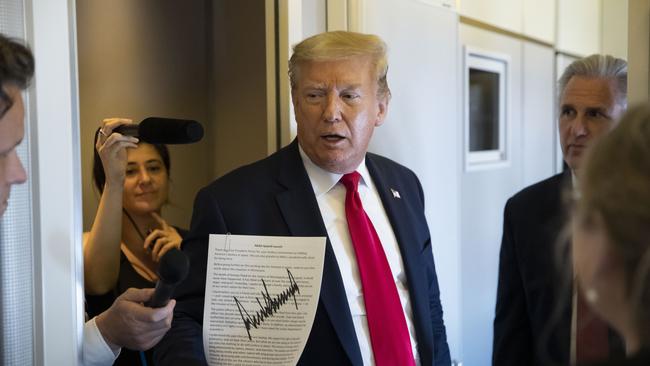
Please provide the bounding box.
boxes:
[114,117,204,144]
[145,248,190,308]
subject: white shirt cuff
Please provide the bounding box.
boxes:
[82,317,121,366]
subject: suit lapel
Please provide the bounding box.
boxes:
[366,155,434,365]
[274,141,363,365]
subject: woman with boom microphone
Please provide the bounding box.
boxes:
[84,118,187,365]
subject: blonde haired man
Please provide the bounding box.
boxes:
[155,31,450,365]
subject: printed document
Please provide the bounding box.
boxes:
[203,234,326,365]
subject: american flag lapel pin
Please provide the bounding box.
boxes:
[390,188,401,199]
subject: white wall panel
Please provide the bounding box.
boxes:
[523,0,555,44]
[30,0,84,363]
[363,0,463,361]
[459,23,524,366]
[302,0,326,37]
[557,0,602,56]
[459,0,523,34]
[522,42,556,186]
[601,0,628,60]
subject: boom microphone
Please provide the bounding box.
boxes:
[145,248,190,308]
[114,117,204,144]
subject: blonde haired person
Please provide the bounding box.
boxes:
[155,30,450,365]
[572,104,650,365]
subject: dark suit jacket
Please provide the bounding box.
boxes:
[493,173,572,366]
[493,172,623,366]
[154,140,451,365]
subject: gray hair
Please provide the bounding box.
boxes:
[558,54,627,108]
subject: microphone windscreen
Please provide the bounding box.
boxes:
[158,248,190,284]
[139,117,204,144]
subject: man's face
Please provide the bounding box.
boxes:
[559,76,625,172]
[0,84,27,217]
[292,56,388,174]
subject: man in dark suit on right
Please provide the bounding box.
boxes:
[493,54,628,366]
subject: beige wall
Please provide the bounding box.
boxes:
[557,0,602,56]
[77,0,211,230]
[459,0,555,44]
[77,0,272,231]
[209,1,271,178]
[628,0,649,104]
[602,0,628,60]
[459,0,523,34]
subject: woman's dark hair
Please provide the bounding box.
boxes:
[92,127,171,193]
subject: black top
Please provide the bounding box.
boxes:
[86,227,188,366]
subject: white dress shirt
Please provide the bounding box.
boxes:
[299,147,420,365]
[82,317,120,366]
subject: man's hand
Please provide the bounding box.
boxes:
[95,288,175,351]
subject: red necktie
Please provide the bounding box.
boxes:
[576,285,610,363]
[340,172,415,366]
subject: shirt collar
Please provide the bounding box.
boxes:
[298,144,371,197]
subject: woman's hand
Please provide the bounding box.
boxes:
[144,212,183,262]
[96,118,138,187]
